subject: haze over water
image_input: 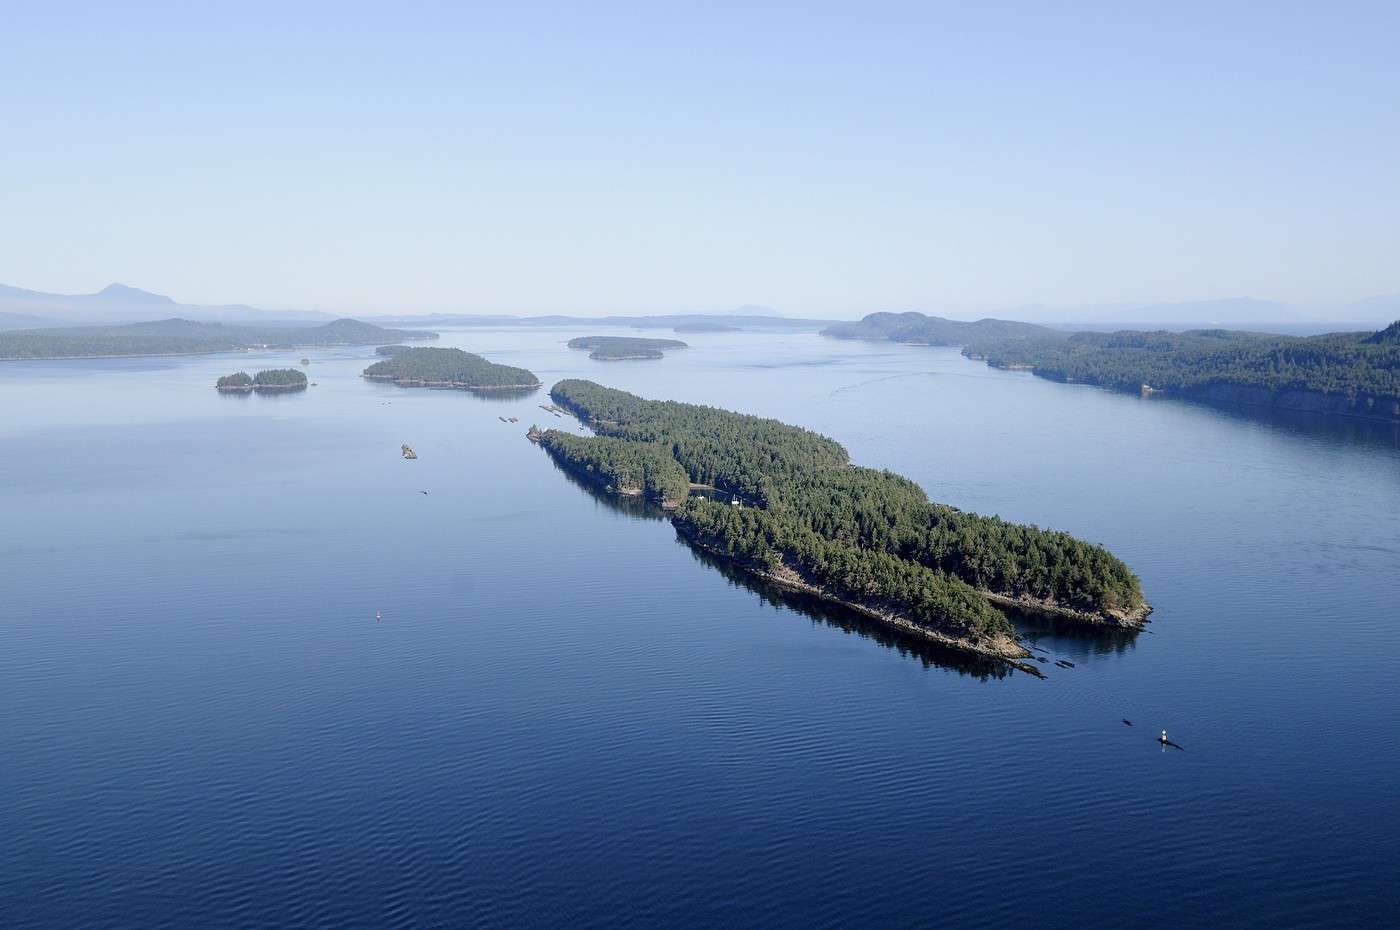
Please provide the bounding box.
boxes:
[3,330,1398,927]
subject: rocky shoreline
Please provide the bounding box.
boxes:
[981,591,1151,629]
[363,373,541,391]
[216,384,307,393]
[674,522,1035,667]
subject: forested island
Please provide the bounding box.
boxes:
[567,336,688,360]
[370,311,829,331]
[823,312,1056,345]
[363,346,540,390]
[0,317,437,360]
[962,322,1400,422]
[532,380,1148,663]
[215,368,308,393]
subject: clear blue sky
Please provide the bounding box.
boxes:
[3,1,1397,317]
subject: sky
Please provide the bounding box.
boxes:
[2,1,1398,319]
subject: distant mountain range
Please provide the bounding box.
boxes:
[4,280,1398,334]
[0,283,333,328]
[1017,295,1400,330]
[830,297,1400,332]
[398,297,1398,334]
[1076,298,1296,326]
[0,284,806,331]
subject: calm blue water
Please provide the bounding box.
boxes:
[3,330,1398,928]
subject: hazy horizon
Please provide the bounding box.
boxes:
[4,4,1398,319]
[5,279,1400,328]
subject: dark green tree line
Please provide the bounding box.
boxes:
[363,347,540,388]
[544,380,1147,628]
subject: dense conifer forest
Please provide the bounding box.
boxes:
[215,372,253,390]
[535,430,690,505]
[215,368,308,392]
[539,380,1148,655]
[961,324,1400,420]
[567,336,688,359]
[823,312,1056,345]
[0,318,435,359]
[250,368,307,386]
[362,346,540,389]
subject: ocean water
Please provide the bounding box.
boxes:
[3,329,1398,927]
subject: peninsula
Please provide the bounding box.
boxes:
[961,321,1400,422]
[567,336,687,360]
[216,368,308,393]
[362,346,540,390]
[825,311,1400,423]
[0,317,437,360]
[532,380,1148,664]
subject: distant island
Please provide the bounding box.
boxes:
[822,311,1057,345]
[961,320,1400,422]
[673,322,740,333]
[0,318,437,360]
[363,346,540,390]
[532,379,1148,665]
[367,310,829,331]
[567,336,688,360]
[216,368,308,393]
